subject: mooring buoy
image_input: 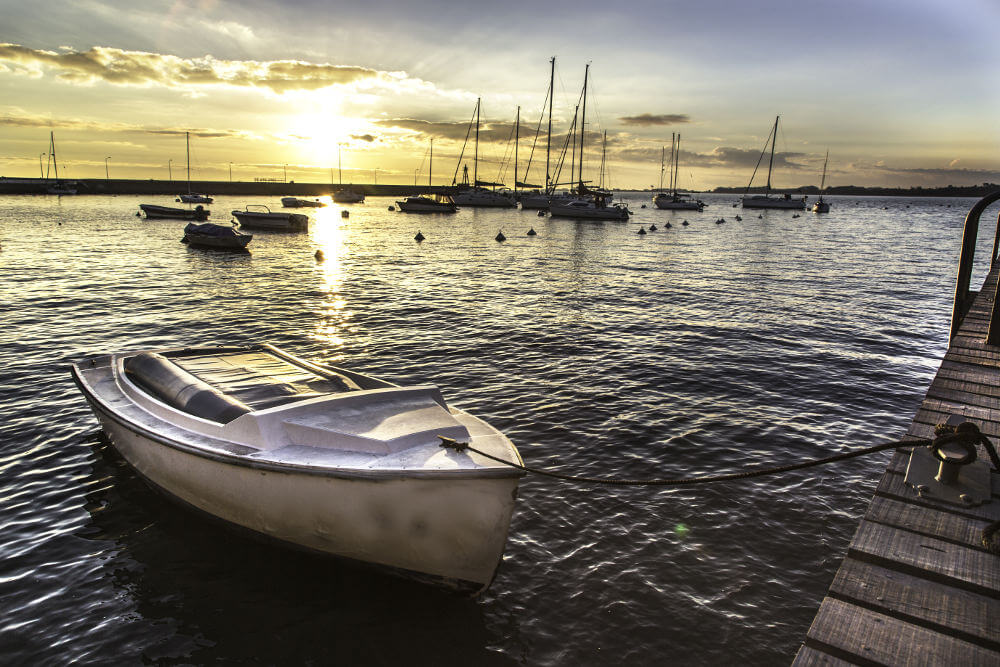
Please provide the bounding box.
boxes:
[637,227,646,235]
[527,228,537,236]
[315,249,325,262]
[649,223,657,231]
[681,220,689,226]
[388,205,395,211]
[341,210,349,218]
[735,215,742,221]
[537,210,545,217]
[665,222,672,229]
[414,231,425,242]
[641,204,647,209]
[495,230,506,242]
[135,211,141,217]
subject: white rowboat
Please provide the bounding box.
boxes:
[71,344,523,593]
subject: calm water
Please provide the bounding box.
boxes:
[1,192,996,664]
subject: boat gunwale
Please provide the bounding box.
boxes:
[70,346,524,481]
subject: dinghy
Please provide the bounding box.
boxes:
[231,205,309,231]
[70,344,523,593]
[182,222,252,250]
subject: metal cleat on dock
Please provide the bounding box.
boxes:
[904,415,993,506]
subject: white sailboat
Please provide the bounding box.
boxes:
[333,144,365,203]
[451,99,516,208]
[45,131,77,195]
[178,132,213,204]
[812,150,831,213]
[548,64,629,221]
[397,139,458,213]
[740,116,805,210]
[654,133,704,210]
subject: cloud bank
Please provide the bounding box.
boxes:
[0,43,383,93]
[619,113,691,126]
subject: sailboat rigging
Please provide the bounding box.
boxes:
[396,138,457,213]
[653,132,705,210]
[740,116,805,210]
[45,132,77,195]
[178,132,213,204]
[548,64,629,221]
[812,150,831,213]
[451,99,516,207]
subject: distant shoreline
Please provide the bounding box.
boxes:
[1,177,996,198]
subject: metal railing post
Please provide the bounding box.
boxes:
[951,190,1000,341]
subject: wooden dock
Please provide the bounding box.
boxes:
[794,197,1000,665]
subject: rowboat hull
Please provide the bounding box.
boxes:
[70,346,522,593]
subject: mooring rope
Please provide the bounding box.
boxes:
[439,423,1000,552]
[440,436,919,486]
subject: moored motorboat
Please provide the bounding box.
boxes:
[282,197,326,208]
[140,204,210,220]
[182,222,252,250]
[179,193,214,204]
[70,343,523,593]
[333,188,365,203]
[231,205,308,231]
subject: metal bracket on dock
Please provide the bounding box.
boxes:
[904,415,992,506]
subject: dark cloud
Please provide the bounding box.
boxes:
[351,133,376,142]
[0,43,380,93]
[619,113,691,126]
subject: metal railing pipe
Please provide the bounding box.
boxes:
[951,190,1000,340]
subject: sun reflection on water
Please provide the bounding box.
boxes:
[309,205,351,353]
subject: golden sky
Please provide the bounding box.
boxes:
[1,0,999,189]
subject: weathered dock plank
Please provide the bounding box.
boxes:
[794,243,1000,664]
[802,599,998,665]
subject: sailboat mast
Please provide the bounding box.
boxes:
[186,131,191,193]
[659,145,665,192]
[338,144,342,185]
[474,97,480,187]
[546,56,555,194]
[674,133,681,194]
[429,138,433,187]
[766,115,778,195]
[514,106,520,196]
[820,149,828,190]
[599,130,607,189]
[668,133,675,194]
[569,105,578,188]
[48,131,58,180]
[578,63,589,192]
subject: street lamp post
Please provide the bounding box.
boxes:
[105,156,111,181]
[168,159,172,181]
[229,162,233,182]
[374,168,378,186]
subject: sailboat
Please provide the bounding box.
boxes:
[812,150,831,213]
[45,132,77,195]
[397,139,457,213]
[740,116,805,210]
[548,64,629,221]
[451,99,516,208]
[520,57,570,210]
[333,144,365,203]
[653,133,704,210]
[178,132,213,204]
